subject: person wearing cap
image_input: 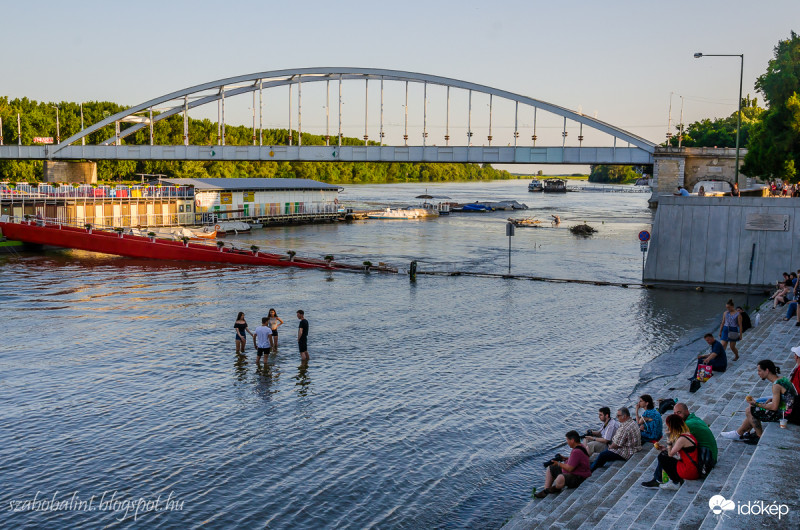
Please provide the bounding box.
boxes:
[791,346,800,395]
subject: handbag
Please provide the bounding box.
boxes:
[696,364,713,382]
[727,331,740,340]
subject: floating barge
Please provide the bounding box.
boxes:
[0,216,395,273]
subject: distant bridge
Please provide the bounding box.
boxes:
[0,68,656,165]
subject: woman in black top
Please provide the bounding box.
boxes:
[234,312,253,355]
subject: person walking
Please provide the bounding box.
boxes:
[297,310,309,364]
[719,299,742,361]
[234,312,253,355]
[267,308,284,351]
[253,317,272,364]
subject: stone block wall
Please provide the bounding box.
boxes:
[43,161,97,184]
[644,195,799,288]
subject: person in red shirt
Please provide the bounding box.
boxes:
[534,431,592,498]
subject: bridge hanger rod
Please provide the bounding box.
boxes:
[467,90,472,146]
[488,94,493,146]
[423,82,427,146]
[404,81,409,146]
[183,95,189,146]
[380,77,384,145]
[338,75,342,147]
[289,83,292,146]
[259,80,263,146]
[445,86,450,147]
[364,79,369,145]
[221,88,226,145]
[251,91,256,145]
[532,107,537,146]
[514,101,518,147]
[325,79,330,146]
[217,100,221,145]
[298,77,302,147]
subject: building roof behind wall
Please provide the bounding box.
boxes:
[156,178,342,192]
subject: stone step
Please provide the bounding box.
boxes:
[570,450,658,529]
[672,439,754,528]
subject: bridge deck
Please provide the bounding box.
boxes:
[0,145,654,165]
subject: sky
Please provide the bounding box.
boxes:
[3,0,799,173]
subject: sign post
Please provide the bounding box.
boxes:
[638,230,651,275]
[506,222,515,274]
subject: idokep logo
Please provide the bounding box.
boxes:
[708,494,790,520]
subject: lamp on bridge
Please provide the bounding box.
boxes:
[693,52,745,190]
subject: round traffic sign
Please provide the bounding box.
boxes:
[638,230,651,242]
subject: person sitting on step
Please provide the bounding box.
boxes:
[672,403,717,465]
[721,360,798,445]
[590,407,641,471]
[583,406,619,458]
[636,394,663,444]
[534,430,592,498]
[694,333,728,376]
[641,414,700,490]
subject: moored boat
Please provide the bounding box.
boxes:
[528,179,544,192]
[543,178,567,193]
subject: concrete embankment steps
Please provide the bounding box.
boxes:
[504,305,799,529]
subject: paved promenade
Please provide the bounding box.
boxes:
[504,303,800,529]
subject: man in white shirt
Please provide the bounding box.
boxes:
[253,317,272,364]
[584,407,619,457]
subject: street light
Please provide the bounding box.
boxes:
[694,52,745,189]
[51,105,60,144]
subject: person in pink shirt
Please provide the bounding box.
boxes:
[534,431,592,498]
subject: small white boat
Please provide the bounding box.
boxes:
[528,179,544,192]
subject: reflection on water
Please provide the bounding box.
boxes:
[0,182,729,528]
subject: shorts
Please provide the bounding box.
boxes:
[751,404,783,422]
[271,329,278,337]
[236,333,246,342]
[549,464,587,489]
[257,347,270,357]
[298,339,308,352]
[721,326,739,343]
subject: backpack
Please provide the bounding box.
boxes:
[681,434,716,478]
[658,398,676,415]
[740,311,752,333]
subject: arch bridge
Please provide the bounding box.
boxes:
[1,68,655,165]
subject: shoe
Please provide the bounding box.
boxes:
[744,435,760,445]
[795,322,800,327]
[740,431,754,439]
[660,480,682,491]
[546,487,561,495]
[534,489,548,499]
[641,479,662,488]
[721,430,743,440]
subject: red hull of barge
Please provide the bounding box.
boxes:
[0,221,329,269]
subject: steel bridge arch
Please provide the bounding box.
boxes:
[53,67,656,155]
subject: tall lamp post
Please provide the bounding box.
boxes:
[693,52,744,190]
[51,105,61,144]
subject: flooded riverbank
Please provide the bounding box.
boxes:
[0,181,730,528]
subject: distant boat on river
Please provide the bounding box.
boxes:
[543,178,567,193]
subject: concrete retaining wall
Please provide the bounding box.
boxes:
[644,195,800,288]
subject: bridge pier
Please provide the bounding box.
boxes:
[649,146,748,206]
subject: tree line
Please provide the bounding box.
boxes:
[0,97,513,184]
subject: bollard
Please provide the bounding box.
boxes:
[410,260,417,282]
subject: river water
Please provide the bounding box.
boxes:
[1,180,730,528]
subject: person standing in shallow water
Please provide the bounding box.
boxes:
[297,310,309,364]
[267,308,283,351]
[234,312,253,355]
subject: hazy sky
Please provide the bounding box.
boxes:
[3,0,798,171]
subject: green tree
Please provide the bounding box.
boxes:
[588,165,642,183]
[667,96,764,148]
[742,31,800,181]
